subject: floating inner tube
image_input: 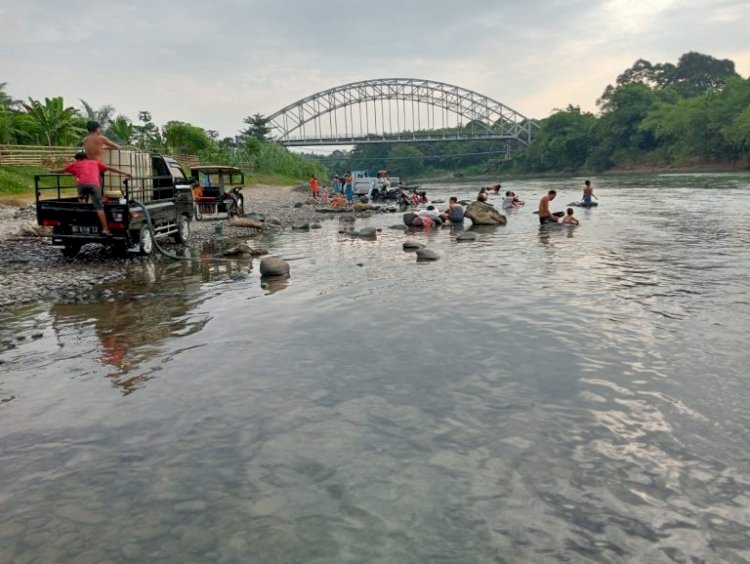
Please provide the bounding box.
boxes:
[568,201,599,207]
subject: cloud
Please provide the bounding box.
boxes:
[1,0,748,136]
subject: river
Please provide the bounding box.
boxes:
[1,173,749,562]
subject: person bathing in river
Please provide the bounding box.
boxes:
[477,187,488,202]
[50,151,132,236]
[538,190,564,225]
[418,204,440,221]
[560,207,579,225]
[582,179,596,206]
[502,190,521,209]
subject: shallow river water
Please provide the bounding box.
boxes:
[1,173,750,563]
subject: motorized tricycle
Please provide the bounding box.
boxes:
[190,166,245,220]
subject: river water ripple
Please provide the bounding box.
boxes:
[1,173,750,562]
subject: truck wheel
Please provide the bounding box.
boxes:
[194,203,203,221]
[139,225,154,255]
[173,214,190,244]
[61,244,81,258]
[236,197,244,217]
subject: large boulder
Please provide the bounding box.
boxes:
[464,201,507,225]
[259,256,290,277]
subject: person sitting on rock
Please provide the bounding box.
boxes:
[439,196,464,223]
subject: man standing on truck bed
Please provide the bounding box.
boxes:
[83,121,120,160]
[50,151,132,237]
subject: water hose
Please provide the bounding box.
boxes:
[131,199,195,261]
[130,200,241,264]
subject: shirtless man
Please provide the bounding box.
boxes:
[538,190,563,224]
[83,121,120,161]
[582,180,596,207]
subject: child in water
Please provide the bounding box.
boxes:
[560,207,579,225]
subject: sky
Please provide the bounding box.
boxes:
[1,0,749,140]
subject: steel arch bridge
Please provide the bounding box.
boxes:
[267,78,539,150]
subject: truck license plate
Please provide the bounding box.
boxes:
[71,225,98,234]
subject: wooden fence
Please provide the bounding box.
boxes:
[0,144,201,170]
[0,145,76,166]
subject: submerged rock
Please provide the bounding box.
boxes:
[358,227,377,240]
[416,249,440,262]
[456,232,478,242]
[403,240,424,250]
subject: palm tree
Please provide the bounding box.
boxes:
[0,82,21,110]
[23,97,85,146]
[80,99,116,130]
[106,115,135,145]
[0,83,18,143]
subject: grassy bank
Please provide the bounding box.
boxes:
[0,165,47,205]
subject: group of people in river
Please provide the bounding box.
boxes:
[537,180,596,225]
[400,179,596,229]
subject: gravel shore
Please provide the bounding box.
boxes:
[0,184,373,310]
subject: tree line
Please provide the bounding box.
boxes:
[0,90,325,180]
[307,52,750,178]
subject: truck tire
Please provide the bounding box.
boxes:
[61,244,81,258]
[236,196,244,217]
[194,202,203,221]
[139,225,154,255]
[173,214,190,244]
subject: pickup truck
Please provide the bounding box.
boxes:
[36,154,194,257]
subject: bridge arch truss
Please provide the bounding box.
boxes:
[267,78,539,147]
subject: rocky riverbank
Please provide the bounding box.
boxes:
[0,184,385,310]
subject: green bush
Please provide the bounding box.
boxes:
[0,165,44,194]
